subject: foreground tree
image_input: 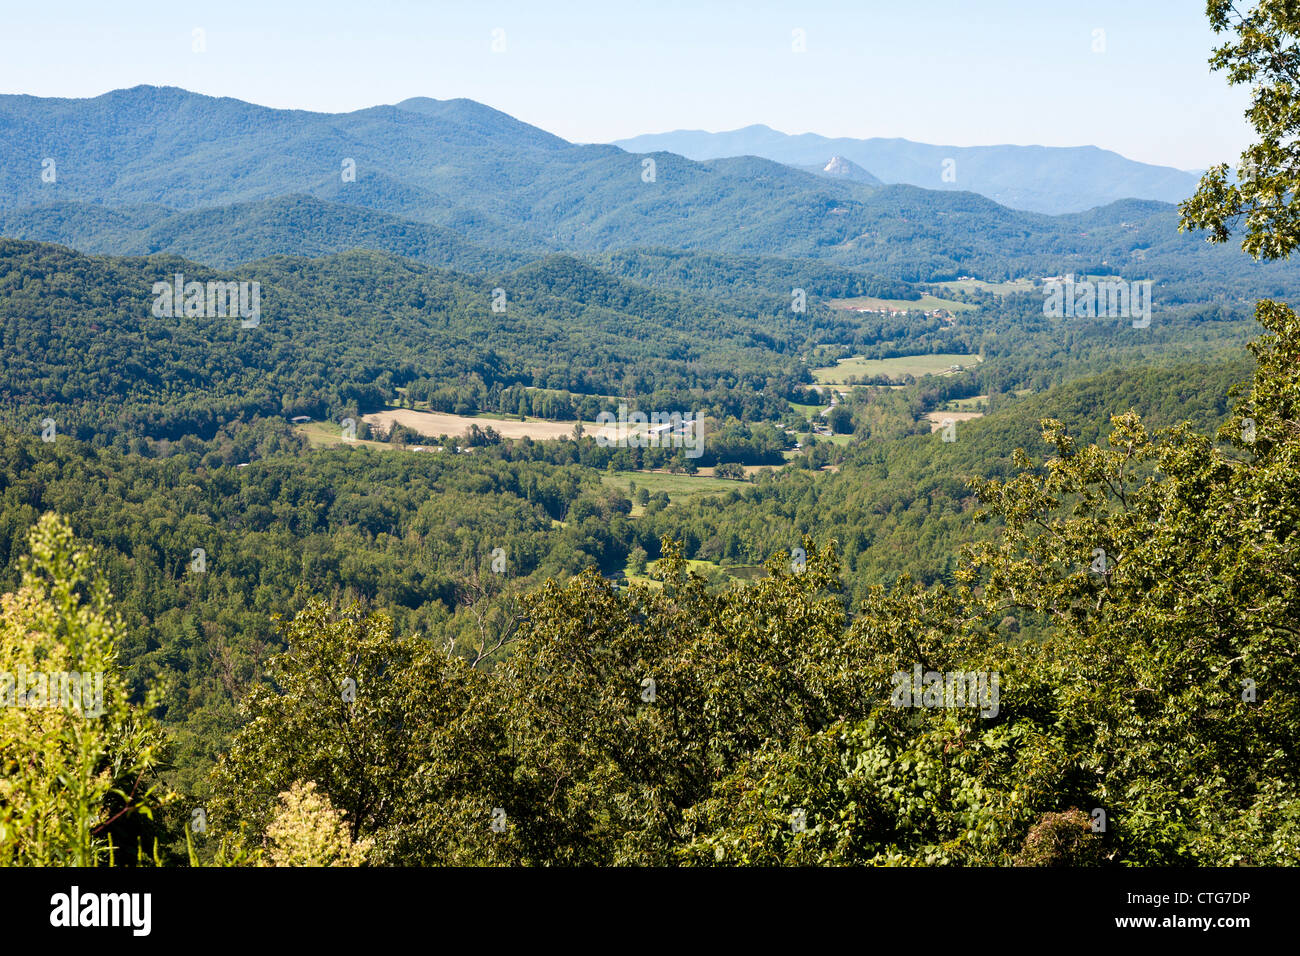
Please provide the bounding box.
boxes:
[264,782,372,867]
[1181,0,1300,258]
[0,513,173,865]
[207,600,480,862]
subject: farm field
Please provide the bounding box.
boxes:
[812,352,981,384]
[624,557,767,588]
[931,278,1036,295]
[943,394,990,410]
[601,470,741,505]
[827,293,975,312]
[925,409,986,432]
[364,408,607,441]
[296,420,393,450]
[789,400,828,420]
[694,464,770,477]
[364,408,706,447]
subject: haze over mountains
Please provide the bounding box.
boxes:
[612,125,1204,215]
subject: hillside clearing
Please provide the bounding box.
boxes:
[812,353,981,384]
[828,293,974,312]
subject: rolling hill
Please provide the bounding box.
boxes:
[0,86,1294,301]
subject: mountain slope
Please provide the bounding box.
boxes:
[0,195,535,272]
[0,86,875,253]
[0,86,1294,298]
[0,239,823,441]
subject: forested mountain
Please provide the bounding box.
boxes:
[613,125,1202,214]
[0,198,920,306]
[2,87,1295,295]
[0,86,875,255]
[0,239,828,442]
[0,196,536,273]
[5,183,1296,299]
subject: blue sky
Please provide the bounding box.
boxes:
[0,0,1250,170]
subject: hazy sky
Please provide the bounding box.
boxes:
[0,0,1251,170]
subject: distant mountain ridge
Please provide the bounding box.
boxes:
[0,86,1291,297]
[611,124,1202,214]
[0,85,881,253]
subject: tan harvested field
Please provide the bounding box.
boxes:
[695,464,770,477]
[365,409,703,448]
[365,409,618,442]
[925,410,985,432]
